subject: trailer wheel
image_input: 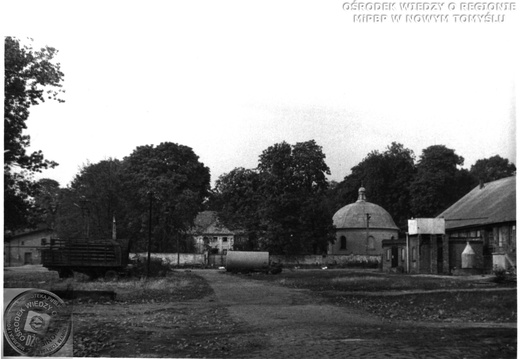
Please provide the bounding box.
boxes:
[88,271,101,280]
[105,270,119,281]
[58,269,73,279]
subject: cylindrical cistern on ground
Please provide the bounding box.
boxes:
[226,251,270,271]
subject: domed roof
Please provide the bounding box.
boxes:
[333,187,399,230]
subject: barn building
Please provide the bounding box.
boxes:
[330,186,400,255]
[438,176,516,273]
[382,176,516,274]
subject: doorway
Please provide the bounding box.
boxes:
[437,236,444,274]
[24,252,32,265]
[391,246,399,267]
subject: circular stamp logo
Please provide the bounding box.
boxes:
[3,289,72,356]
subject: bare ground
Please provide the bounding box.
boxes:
[192,270,516,359]
[4,267,517,358]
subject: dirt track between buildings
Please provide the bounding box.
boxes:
[194,270,516,359]
[4,267,517,358]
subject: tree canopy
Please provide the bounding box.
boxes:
[213,140,335,254]
[211,167,263,250]
[54,160,123,239]
[47,143,210,253]
[330,142,416,228]
[470,155,516,183]
[4,37,64,232]
[120,142,211,252]
[410,145,474,217]
[32,178,61,230]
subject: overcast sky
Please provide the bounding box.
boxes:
[2,1,517,188]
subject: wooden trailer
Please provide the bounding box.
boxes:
[42,238,130,279]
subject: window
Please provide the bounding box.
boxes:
[222,237,228,242]
[401,248,405,261]
[212,237,218,242]
[21,241,24,246]
[340,236,347,250]
[498,228,505,248]
[386,249,391,261]
[367,236,375,250]
[41,238,47,245]
[487,230,495,253]
[412,247,417,261]
[512,225,516,250]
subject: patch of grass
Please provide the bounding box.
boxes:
[331,290,517,323]
[4,269,61,288]
[247,268,517,323]
[250,269,489,292]
[330,276,386,284]
[4,269,213,303]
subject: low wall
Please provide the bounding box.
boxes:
[131,253,205,266]
[131,252,381,268]
[270,254,381,268]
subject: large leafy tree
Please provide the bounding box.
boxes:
[331,142,416,229]
[4,37,64,232]
[212,140,335,254]
[120,142,211,252]
[470,155,516,183]
[32,178,61,229]
[54,160,123,239]
[257,140,334,254]
[410,145,473,217]
[212,168,263,250]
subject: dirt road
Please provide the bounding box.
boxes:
[195,270,516,359]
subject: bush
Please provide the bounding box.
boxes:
[268,262,283,274]
[128,256,173,277]
[492,266,508,283]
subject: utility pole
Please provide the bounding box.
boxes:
[177,234,180,267]
[366,213,371,251]
[147,191,153,277]
[79,198,90,239]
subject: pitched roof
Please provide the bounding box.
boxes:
[4,226,54,241]
[437,176,516,230]
[191,211,235,235]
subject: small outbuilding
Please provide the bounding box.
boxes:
[4,227,55,267]
[330,186,399,255]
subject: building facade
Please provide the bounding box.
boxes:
[4,228,55,267]
[382,176,516,274]
[191,211,236,254]
[383,218,449,274]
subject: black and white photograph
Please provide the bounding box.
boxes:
[2,1,517,358]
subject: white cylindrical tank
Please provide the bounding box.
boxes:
[226,251,269,272]
[461,242,476,269]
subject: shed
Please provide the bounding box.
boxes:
[4,228,55,266]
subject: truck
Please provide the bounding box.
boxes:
[42,238,130,279]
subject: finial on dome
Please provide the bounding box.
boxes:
[357,186,366,202]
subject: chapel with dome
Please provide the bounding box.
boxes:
[329,186,399,255]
